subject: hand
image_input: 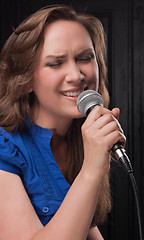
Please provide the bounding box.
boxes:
[81,106,126,178]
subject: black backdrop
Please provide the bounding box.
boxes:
[0,0,144,239]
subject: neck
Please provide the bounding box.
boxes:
[33,106,73,136]
[51,131,67,148]
[50,131,68,178]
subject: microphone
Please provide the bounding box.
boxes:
[77,90,133,174]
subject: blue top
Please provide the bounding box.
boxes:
[0,124,70,226]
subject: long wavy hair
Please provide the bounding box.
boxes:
[0,5,111,226]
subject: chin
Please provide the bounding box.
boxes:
[72,109,84,119]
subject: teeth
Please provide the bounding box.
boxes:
[63,91,82,97]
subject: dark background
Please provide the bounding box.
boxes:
[0,0,144,239]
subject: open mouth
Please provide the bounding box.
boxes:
[61,87,88,98]
[62,91,83,97]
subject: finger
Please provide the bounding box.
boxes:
[90,112,118,131]
[98,119,123,137]
[105,130,126,149]
[111,108,120,120]
[83,106,111,129]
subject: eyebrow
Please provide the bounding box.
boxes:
[44,54,67,60]
[76,48,94,57]
[44,48,94,60]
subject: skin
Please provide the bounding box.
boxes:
[0,20,126,240]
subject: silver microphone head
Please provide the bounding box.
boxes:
[77,90,103,116]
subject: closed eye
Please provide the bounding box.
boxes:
[46,61,63,67]
[77,53,94,63]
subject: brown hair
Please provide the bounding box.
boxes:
[0,5,111,225]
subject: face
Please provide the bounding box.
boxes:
[32,20,99,126]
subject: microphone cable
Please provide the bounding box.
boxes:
[128,172,143,240]
[111,151,143,240]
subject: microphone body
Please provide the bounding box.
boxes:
[77,90,133,174]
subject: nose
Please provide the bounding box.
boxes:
[65,61,84,83]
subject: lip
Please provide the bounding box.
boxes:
[60,88,85,102]
[61,87,85,93]
[61,88,84,95]
[61,85,88,93]
[64,96,79,102]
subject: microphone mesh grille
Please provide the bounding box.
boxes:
[77,90,103,116]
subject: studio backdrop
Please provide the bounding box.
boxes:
[0,0,144,239]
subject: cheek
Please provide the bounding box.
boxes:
[94,67,99,91]
[83,63,99,90]
[92,62,99,90]
[33,70,60,91]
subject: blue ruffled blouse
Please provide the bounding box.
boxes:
[0,124,70,226]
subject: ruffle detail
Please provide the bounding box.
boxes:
[0,128,26,176]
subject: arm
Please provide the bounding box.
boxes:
[0,107,125,240]
[87,227,104,240]
[0,170,43,240]
[0,168,103,240]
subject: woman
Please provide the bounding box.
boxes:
[0,5,125,240]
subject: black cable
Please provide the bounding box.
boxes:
[111,152,143,240]
[128,172,143,240]
[118,154,143,240]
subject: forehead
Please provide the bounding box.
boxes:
[41,20,94,55]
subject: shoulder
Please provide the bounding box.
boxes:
[0,128,17,156]
[0,128,27,176]
[0,127,32,155]
[0,127,25,155]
